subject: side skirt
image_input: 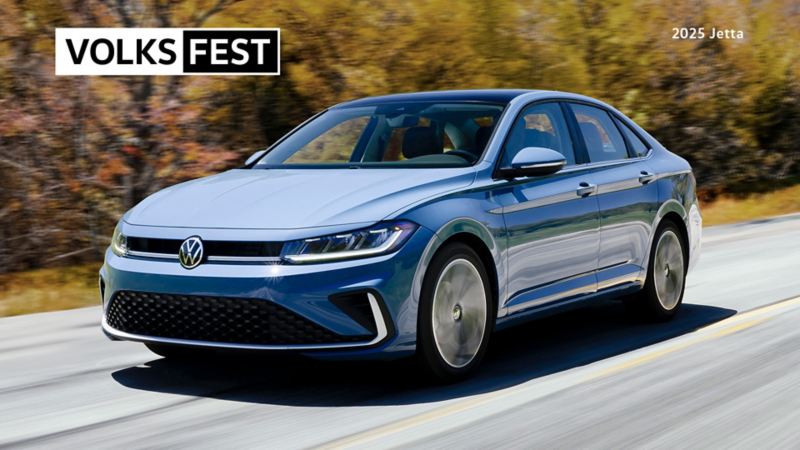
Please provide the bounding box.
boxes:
[495,281,643,331]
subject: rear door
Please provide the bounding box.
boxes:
[497,102,601,315]
[564,102,659,290]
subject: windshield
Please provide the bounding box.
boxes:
[253,102,505,168]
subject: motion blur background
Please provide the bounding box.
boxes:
[0,0,798,316]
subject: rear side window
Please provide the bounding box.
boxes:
[614,117,650,157]
[502,102,576,166]
[570,103,627,162]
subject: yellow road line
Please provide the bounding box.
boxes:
[703,296,800,330]
[318,391,512,450]
[320,296,800,449]
[588,316,768,380]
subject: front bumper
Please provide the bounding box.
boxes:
[100,224,435,359]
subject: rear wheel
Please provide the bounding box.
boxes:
[417,243,494,382]
[625,222,687,321]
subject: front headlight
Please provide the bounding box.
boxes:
[281,220,418,264]
[111,224,128,256]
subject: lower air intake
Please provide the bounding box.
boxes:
[105,291,373,345]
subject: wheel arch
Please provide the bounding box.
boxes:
[437,232,500,314]
[413,218,503,317]
[651,200,691,269]
[659,212,690,265]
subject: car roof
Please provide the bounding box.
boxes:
[332,89,539,108]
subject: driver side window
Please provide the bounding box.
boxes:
[502,103,575,167]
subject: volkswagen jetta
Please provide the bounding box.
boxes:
[100,90,702,380]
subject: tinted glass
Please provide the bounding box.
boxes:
[254,102,504,168]
[570,103,628,162]
[285,116,370,163]
[502,102,575,166]
[380,117,457,162]
[614,117,650,157]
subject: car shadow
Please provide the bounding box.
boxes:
[111,301,735,407]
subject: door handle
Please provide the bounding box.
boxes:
[576,182,597,197]
[638,171,656,184]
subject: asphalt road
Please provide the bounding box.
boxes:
[2,214,800,449]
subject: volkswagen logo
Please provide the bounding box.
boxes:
[178,236,204,269]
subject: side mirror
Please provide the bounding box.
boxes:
[499,147,566,178]
[244,149,267,166]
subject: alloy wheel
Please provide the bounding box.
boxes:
[431,258,488,368]
[653,230,685,310]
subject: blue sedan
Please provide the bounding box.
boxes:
[100,90,702,381]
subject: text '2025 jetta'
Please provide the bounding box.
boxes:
[101,90,702,381]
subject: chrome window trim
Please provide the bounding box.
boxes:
[557,147,654,174]
[102,293,389,350]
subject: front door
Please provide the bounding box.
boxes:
[496,102,601,315]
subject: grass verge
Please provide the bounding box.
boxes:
[0,263,101,317]
[701,184,800,226]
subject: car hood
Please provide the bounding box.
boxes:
[125,168,475,229]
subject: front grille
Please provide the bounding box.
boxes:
[105,291,373,345]
[126,237,283,258]
[126,237,182,254]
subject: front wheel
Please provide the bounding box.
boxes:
[625,222,687,321]
[417,243,494,382]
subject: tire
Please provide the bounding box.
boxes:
[417,242,494,382]
[625,221,687,322]
[145,342,205,360]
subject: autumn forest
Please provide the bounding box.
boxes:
[1,0,799,274]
